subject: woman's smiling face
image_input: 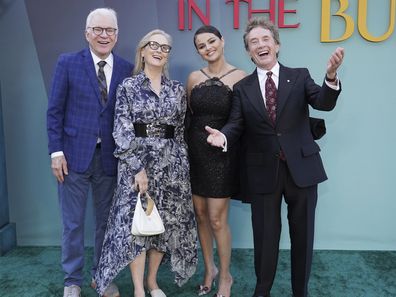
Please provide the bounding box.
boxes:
[141,33,171,69]
[194,32,224,62]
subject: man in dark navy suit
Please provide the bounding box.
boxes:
[206,18,344,297]
[47,8,133,297]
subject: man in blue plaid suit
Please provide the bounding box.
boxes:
[47,8,133,297]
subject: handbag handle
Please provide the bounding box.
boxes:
[137,192,155,216]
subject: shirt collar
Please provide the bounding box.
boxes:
[136,70,171,87]
[257,62,280,79]
[90,50,114,69]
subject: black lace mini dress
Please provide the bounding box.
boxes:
[187,69,239,198]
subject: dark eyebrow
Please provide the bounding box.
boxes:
[196,36,217,46]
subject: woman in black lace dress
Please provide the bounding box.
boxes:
[186,26,246,297]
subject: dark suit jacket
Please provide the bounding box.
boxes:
[47,48,133,175]
[223,64,341,200]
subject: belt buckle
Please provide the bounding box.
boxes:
[146,123,162,138]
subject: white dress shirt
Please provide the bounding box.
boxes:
[91,50,114,92]
[257,63,280,108]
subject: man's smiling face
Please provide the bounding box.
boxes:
[247,26,279,70]
[85,13,118,59]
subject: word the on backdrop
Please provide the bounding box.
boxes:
[178,0,396,42]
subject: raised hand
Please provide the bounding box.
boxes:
[327,47,345,79]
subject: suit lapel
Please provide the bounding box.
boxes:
[108,54,121,106]
[244,70,271,122]
[83,48,101,104]
[277,64,297,118]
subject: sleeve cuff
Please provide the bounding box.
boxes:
[51,151,64,158]
[325,74,340,91]
[221,133,228,152]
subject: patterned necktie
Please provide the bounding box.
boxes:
[265,71,277,124]
[97,61,107,105]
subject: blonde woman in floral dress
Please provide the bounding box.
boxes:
[95,29,198,297]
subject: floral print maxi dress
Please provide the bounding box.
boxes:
[94,71,198,295]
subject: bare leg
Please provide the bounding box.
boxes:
[208,197,233,296]
[193,194,219,291]
[146,249,165,292]
[129,251,146,297]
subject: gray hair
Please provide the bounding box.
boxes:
[85,8,118,31]
[133,29,173,78]
[243,17,280,51]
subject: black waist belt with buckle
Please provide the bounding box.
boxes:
[133,123,175,139]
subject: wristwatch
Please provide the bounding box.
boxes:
[325,74,337,82]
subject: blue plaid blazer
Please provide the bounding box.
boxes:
[47,48,133,175]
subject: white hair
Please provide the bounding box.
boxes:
[85,8,118,30]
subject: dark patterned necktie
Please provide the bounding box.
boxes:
[97,61,107,105]
[265,71,277,124]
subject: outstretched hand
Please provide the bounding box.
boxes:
[327,47,345,78]
[205,126,225,148]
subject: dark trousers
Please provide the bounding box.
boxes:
[251,161,318,297]
[58,148,116,286]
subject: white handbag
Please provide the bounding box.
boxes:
[131,192,165,236]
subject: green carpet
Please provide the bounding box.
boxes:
[0,247,395,296]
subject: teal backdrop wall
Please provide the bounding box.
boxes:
[0,0,395,250]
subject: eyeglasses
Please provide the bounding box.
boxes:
[88,27,117,36]
[144,41,172,53]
